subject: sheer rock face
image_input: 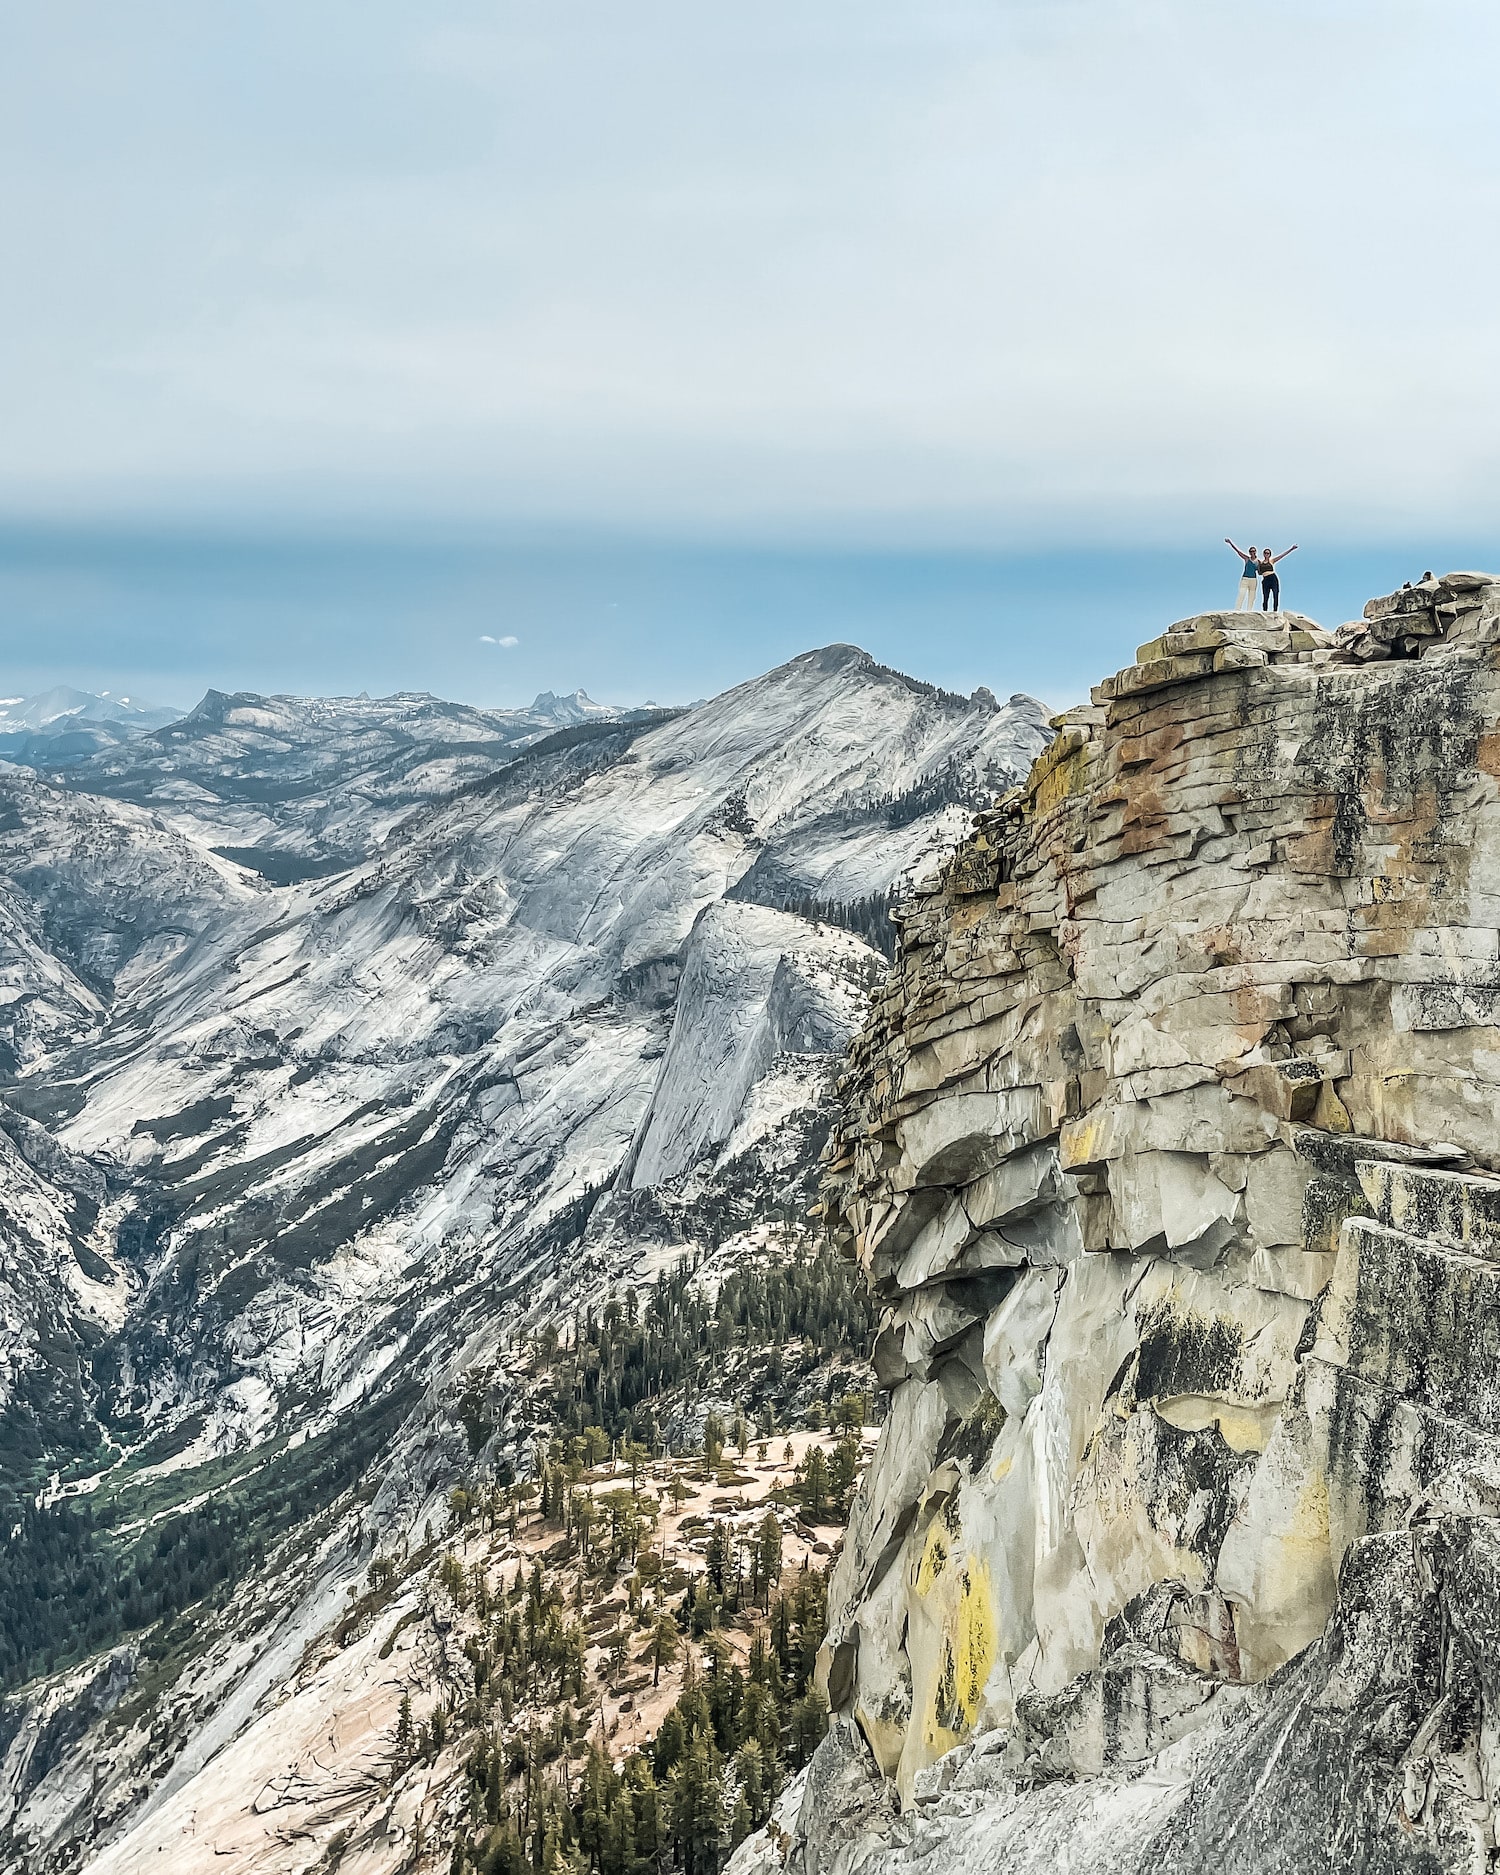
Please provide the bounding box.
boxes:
[798,581,1500,1868]
[626,901,880,1189]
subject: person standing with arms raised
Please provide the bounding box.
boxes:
[1259,543,1297,612]
[1224,538,1261,611]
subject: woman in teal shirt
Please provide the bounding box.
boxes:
[1224,538,1261,611]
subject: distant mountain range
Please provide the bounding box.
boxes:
[0,686,663,870]
[0,686,181,761]
[0,646,1048,1874]
[0,681,635,757]
[0,684,179,731]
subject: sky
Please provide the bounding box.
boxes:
[2,1,1498,709]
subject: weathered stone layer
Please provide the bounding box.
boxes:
[815,579,1500,1819]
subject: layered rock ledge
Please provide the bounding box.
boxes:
[753,577,1500,1872]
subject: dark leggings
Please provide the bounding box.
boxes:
[1262,573,1280,611]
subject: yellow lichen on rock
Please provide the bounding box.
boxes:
[907,1536,998,1785]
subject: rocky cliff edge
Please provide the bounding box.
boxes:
[743,573,1500,1872]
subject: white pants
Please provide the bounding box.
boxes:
[1235,576,1258,610]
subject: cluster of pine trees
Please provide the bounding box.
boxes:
[0,1382,414,1688]
[369,1241,879,1871]
[786,1434,863,1525]
[0,1496,258,1687]
[537,1245,878,1445]
[882,753,1000,830]
[446,1553,590,1722]
[766,890,898,959]
[403,1364,868,1873]
[445,1570,830,1875]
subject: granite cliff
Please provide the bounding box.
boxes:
[740,574,1500,1873]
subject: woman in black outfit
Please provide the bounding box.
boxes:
[1258,544,1297,611]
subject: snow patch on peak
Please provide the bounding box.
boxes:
[0,686,177,732]
[527,688,618,725]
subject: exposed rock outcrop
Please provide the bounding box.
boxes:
[758,582,1500,1871]
[626,901,879,1188]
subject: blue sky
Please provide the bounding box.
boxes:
[0,525,1480,715]
[2,3,1498,708]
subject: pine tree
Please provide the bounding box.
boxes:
[800,1447,830,1520]
[650,1611,679,1687]
[789,1685,829,1769]
[734,1737,766,1827]
[669,1729,725,1875]
[704,1522,731,1594]
[830,1434,860,1511]
[754,1513,782,1611]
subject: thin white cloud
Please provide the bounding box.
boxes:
[479,634,519,647]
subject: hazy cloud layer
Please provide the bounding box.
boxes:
[3,2,1498,540]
